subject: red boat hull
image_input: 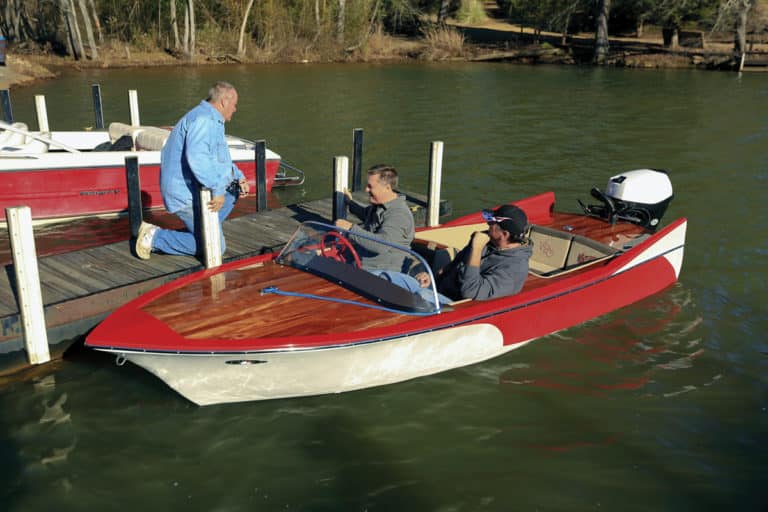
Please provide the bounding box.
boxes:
[0,158,279,223]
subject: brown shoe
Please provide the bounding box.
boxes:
[135,222,158,260]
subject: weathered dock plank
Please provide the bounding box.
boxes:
[0,193,450,374]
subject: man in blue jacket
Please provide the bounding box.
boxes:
[135,81,249,259]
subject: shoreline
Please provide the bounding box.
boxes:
[0,28,764,90]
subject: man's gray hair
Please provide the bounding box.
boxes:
[207,81,236,102]
[368,164,399,189]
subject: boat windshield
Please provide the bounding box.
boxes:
[276,221,443,315]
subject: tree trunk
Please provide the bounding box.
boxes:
[77,0,98,60]
[593,0,611,64]
[438,0,451,23]
[87,0,103,43]
[68,0,86,60]
[188,0,196,57]
[237,0,254,57]
[170,0,180,49]
[337,0,345,43]
[60,0,81,60]
[734,0,751,55]
[183,4,189,54]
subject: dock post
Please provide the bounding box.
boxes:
[91,84,104,130]
[352,128,363,192]
[34,95,50,133]
[255,139,267,212]
[426,141,444,227]
[1,89,12,123]
[128,89,140,127]
[199,188,222,269]
[6,206,51,365]
[125,156,143,238]
[333,156,349,222]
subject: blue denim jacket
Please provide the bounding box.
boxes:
[160,100,244,213]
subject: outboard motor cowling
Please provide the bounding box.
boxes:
[580,169,673,231]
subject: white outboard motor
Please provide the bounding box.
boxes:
[580,169,674,231]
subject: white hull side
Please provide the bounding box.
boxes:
[615,221,687,278]
[119,323,525,406]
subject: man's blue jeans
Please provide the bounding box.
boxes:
[152,190,237,257]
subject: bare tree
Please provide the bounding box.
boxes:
[87,0,103,43]
[237,0,255,57]
[337,0,346,42]
[594,0,611,63]
[170,0,180,49]
[77,0,98,60]
[187,0,196,56]
[713,0,755,54]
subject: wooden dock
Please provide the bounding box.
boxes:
[0,192,450,375]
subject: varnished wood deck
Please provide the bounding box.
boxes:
[0,192,448,372]
[129,212,647,346]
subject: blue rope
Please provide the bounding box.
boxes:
[260,286,438,317]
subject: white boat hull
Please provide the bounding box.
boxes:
[114,323,523,405]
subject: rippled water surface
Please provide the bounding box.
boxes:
[1,63,766,511]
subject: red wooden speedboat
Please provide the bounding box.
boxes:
[86,169,686,406]
[0,120,301,224]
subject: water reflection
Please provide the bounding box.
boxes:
[498,283,705,398]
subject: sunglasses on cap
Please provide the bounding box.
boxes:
[481,210,513,223]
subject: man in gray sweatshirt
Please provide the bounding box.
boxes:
[334,164,415,272]
[416,204,533,302]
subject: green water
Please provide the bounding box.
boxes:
[1,63,766,511]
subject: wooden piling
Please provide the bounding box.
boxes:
[333,156,349,222]
[0,89,12,123]
[352,128,363,192]
[91,84,104,130]
[5,206,50,365]
[34,95,49,133]
[129,89,140,127]
[255,140,267,212]
[427,141,444,227]
[125,156,142,238]
[200,188,222,269]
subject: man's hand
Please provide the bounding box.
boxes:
[238,178,249,197]
[467,230,489,268]
[209,195,226,212]
[470,231,490,251]
[335,219,353,230]
[343,189,353,202]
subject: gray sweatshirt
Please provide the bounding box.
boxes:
[438,243,533,301]
[348,194,415,271]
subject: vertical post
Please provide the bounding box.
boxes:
[352,128,363,192]
[125,156,143,238]
[1,89,12,123]
[199,188,222,269]
[35,95,49,133]
[426,141,444,228]
[6,206,51,365]
[128,89,140,127]
[255,139,267,212]
[333,156,349,222]
[91,83,104,130]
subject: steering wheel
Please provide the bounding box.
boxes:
[320,231,362,268]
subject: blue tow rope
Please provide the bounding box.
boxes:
[260,286,438,316]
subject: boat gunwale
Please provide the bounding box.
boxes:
[86,216,687,355]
